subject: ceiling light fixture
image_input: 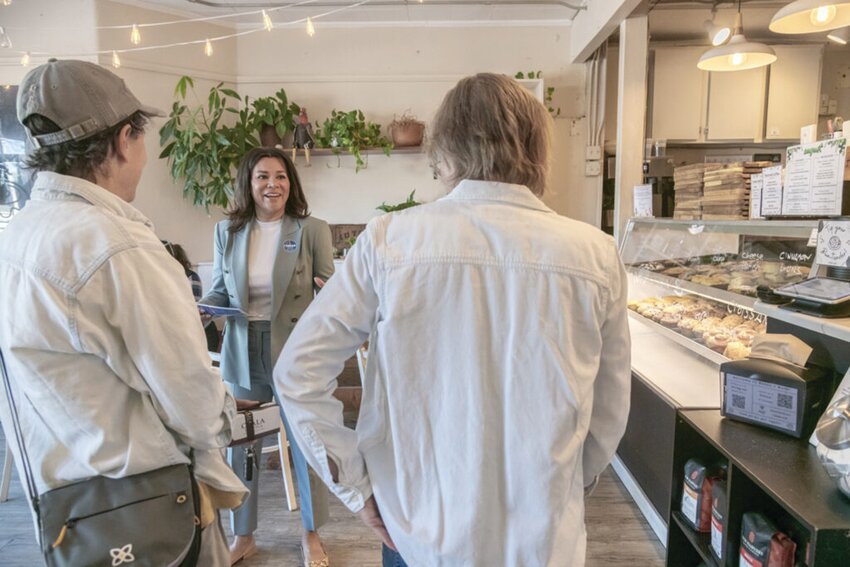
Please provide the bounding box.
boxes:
[770,0,850,34]
[698,4,776,72]
[704,19,732,46]
[827,25,850,42]
[703,5,731,46]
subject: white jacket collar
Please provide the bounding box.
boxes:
[442,179,552,213]
[31,171,154,228]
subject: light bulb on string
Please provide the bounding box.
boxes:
[204,38,213,57]
[20,51,29,66]
[112,50,121,68]
[130,24,141,45]
[809,5,837,26]
[306,17,315,37]
[0,25,12,49]
[2,0,12,6]
[262,10,273,31]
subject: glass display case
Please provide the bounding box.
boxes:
[619,218,819,408]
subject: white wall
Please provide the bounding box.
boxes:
[3,2,598,265]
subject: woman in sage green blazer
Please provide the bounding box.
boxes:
[200,147,335,567]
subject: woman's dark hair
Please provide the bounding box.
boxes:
[162,241,193,276]
[22,111,149,183]
[228,147,309,234]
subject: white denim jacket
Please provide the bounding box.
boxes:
[0,173,246,509]
[276,180,631,566]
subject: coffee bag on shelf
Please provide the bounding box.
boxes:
[681,458,720,532]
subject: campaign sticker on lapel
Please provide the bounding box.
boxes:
[283,239,298,252]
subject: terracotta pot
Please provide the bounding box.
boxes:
[259,124,282,147]
[390,121,425,147]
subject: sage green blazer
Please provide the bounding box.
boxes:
[202,215,335,389]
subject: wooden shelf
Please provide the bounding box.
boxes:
[670,512,719,567]
[283,145,423,156]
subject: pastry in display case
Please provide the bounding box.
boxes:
[620,219,819,366]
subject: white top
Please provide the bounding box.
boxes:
[0,173,245,509]
[275,180,632,567]
[247,219,281,321]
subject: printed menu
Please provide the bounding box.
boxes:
[760,165,783,216]
[749,173,764,219]
[782,138,847,216]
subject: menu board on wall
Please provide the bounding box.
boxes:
[760,165,784,216]
[750,173,764,219]
[781,138,847,216]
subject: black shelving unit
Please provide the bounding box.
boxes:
[667,409,850,567]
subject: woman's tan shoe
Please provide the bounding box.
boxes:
[301,543,329,567]
[229,537,257,566]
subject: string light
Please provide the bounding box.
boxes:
[112,50,121,68]
[1,0,12,6]
[130,24,141,45]
[7,0,373,61]
[262,10,274,31]
[0,25,11,49]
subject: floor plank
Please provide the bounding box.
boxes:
[0,433,665,566]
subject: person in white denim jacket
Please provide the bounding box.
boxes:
[275,73,632,566]
[0,59,246,566]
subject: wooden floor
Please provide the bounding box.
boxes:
[0,436,665,566]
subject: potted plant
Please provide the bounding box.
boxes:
[159,76,256,209]
[315,109,393,172]
[251,88,300,147]
[388,112,425,147]
[515,71,561,118]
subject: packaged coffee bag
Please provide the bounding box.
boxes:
[739,512,797,567]
[682,458,718,532]
[710,480,727,561]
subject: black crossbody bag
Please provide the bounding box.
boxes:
[1,348,203,567]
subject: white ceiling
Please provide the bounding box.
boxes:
[111,0,585,26]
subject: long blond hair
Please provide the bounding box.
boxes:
[428,73,552,196]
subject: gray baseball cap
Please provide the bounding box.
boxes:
[17,58,164,148]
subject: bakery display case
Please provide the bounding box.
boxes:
[614,218,819,540]
[621,218,818,393]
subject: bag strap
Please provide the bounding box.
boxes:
[0,348,41,515]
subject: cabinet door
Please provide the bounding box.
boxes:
[706,67,767,141]
[765,45,823,140]
[651,47,707,141]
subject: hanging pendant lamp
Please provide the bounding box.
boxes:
[827,25,850,43]
[698,9,777,72]
[770,0,850,34]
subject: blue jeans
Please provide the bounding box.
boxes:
[382,545,408,567]
[228,320,329,534]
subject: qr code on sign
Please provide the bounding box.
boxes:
[777,393,793,410]
[731,394,746,409]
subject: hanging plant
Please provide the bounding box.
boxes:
[315,109,393,172]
